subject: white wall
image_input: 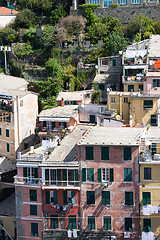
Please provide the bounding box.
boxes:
[97,117,122,127]
[78,104,107,122]
[0,15,16,28]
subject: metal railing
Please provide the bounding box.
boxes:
[43,180,79,187]
[14,176,42,185]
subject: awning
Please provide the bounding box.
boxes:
[39,117,70,122]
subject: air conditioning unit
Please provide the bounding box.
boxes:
[124,232,130,238]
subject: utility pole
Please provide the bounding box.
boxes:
[0,46,12,74]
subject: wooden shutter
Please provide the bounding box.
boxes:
[23,167,27,177]
[125,192,133,205]
[109,168,114,182]
[101,147,109,160]
[31,223,38,237]
[123,147,131,161]
[86,147,93,160]
[54,191,58,204]
[124,168,132,181]
[63,169,67,186]
[143,192,151,205]
[102,191,110,205]
[45,169,49,185]
[69,215,76,229]
[104,217,111,230]
[30,205,37,216]
[75,169,79,186]
[46,191,50,204]
[90,168,94,182]
[50,215,58,229]
[71,191,75,205]
[63,191,67,205]
[82,168,86,182]
[57,169,61,186]
[98,168,102,182]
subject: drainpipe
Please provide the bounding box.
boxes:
[119,94,122,117]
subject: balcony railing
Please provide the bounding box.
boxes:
[139,152,160,163]
[43,180,79,187]
[14,176,42,185]
[0,104,12,112]
[122,75,145,83]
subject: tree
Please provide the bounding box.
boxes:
[13,42,33,61]
[12,9,36,30]
[40,25,56,48]
[17,0,53,14]
[50,8,67,25]
[81,4,100,26]
[91,90,101,104]
[0,27,17,45]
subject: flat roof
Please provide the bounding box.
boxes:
[57,91,91,101]
[39,105,78,118]
[78,126,142,146]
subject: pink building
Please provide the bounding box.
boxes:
[78,126,142,240]
[144,72,160,94]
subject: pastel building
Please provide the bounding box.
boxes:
[78,126,142,240]
[57,91,92,106]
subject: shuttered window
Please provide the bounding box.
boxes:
[144,167,151,180]
[31,223,38,237]
[82,168,86,182]
[6,129,9,137]
[99,168,114,182]
[143,219,151,232]
[102,191,110,205]
[30,205,37,216]
[50,215,58,229]
[144,100,153,109]
[88,216,95,230]
[124,168,132,181]
[86,147,94,160]
[125,192,133,205]
[45,169,49,185]
[75,169,79,186]
[123,147,132,161]
[29,189,37,201]
[151,143,156,156]
[143,192,151,205]
[87,191,95,205]
[82,168,94,182]
[63,191,75,205]
[46,191,50,204]
[125,218,132,231]
[57,169,61,186]
[69,215,76,230]
[6,143,10,152]
[0,128,1,135]
[101,147,109,160]
[23,167,27,177]
[103,216,111,230]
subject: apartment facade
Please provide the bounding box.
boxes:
[78,126,142,239]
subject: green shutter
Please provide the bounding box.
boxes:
[152,143,156,155]
[63,191,67,205]
[143,219,151,232]
[50,215,58,229]
[101,147,109,160]
[6,129,9,137]
[75,169,79,186]
[125,218,132,231]
[124,168,132,181]
[71,191,75,205]
[30,205,37,216]
[57,169,61,186]
[45,169,49,185]
[0,128,1,135]
[69,215,76,230]
[30,189,37,201]
[63,169,67,186]
[23,167,27,177]
[125,192,133,205]
[110,168,114,182]
[143,192,151,205]
[52,122,55,129]
[90,168,94,182]
[54,191,58,204]
[46,191,50,204]
[73,101,77,105]
[98,168,102,182]
[6,143,10,152]
[102,191,110,205]
[82,168,86,182]
[86,147,93,160]
[31,223,38,237]
[88,217,95,230]
[64,122,67,128]
[104,217,111,230]
[34,168,38,178]
[87,191,95,205]
[124,147,131,161]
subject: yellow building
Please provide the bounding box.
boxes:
[107,91,159,127]
[139,127,160,239]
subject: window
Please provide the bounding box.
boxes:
[118,0,127,4]
[102,191,110,205]
[90,0,99,3]
[31,223,38,237]
[124,168,132,181]
[50,215,58,229]
[143,219,151,232]
[151,114,157,126]
[104,0,113,7]
[88,216,95,230]
[131,0,141,3]
[153,79,160,88]
[124,97,128,103]
[144,167,151,180]
[23,167,38,183]
[125,218,132,231]
[63,191,75,205]
[102,58,108,65]
[69,215,76,230]
[6,143,10,152]
[112,59,116,66]
[128,85,134,92]
[30,205,37,216]
[0,127,1,135]
[87,191,95,205]
[86,147,94,160]
[151,143,156,156]
[103,216,111,230]
[139,84,143,91]
[82,168,94,182]
[29,189,37,201]
[123,147,132,161]
[125,192,133,205]
[6,129,9,137]
[144,100,153,109]
[45,191,58,205]
[90,115,96,123]
[101,147,109,160]
[68,170,75,185]
[143,192,151,205]
[111,97,115,103]
[98,168,114,182]
[20,100,23,107]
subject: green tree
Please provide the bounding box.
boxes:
[40,25,56,48]
[50,8,67,25]
[13,42,33,61]
[12,9,36,30]
[24,27,37,41]
[0,27,17,45]
[81,4,100,26]
[91,89,101,104]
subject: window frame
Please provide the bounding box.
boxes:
[69,215,76,230]
[31,223,38,237]
[87,191,95,205]
[144,167,151,180]
[125,191,134,206]
[50,214,58,229]
[124,168,132,182]
[30,205,37,216]
[102,191,110,205]
[29,189,37,202]
[103,216,112,230]
[144,100,153,109]
[124,217,132,231]
[86,146,94,160]
[123,147,132,161]
[111,96,116,103]
[142,192,151,205]
[88,216,96,230]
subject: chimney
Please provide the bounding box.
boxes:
[61,97,64,107]
[11,9,14,14]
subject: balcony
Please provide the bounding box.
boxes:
[123,56,147,65]
[139,152,160,163]
[123,74,145,83]
[42,180,79,188]
[14,176,42,185]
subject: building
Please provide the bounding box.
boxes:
[0,74,28,91]
[0,7,18,28]
[78,126,142,240]
[57,91,92,106]
[38,104,79,142]
[15,125,89,240]
[139,127,160,239]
